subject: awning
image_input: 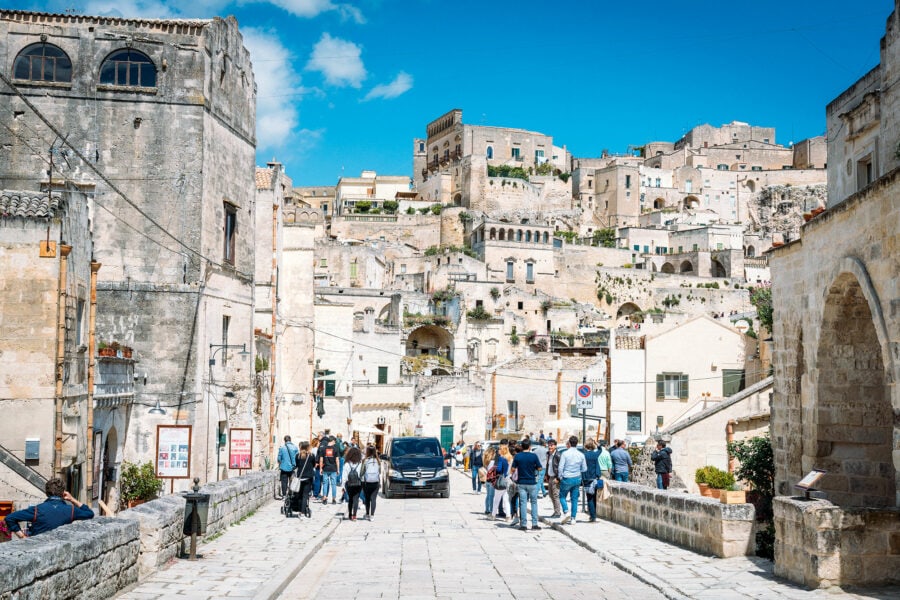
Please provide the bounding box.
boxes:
[353,402,411,409]
[353,425,386,434]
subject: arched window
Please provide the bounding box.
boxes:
[100,49,156,87]
[14,43,72,83]
[525,231,532,242]
[542,232,549,244]
[486,146,493,159]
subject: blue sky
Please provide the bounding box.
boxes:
[23,0,896,185]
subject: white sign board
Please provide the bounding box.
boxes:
[575,383,593,410]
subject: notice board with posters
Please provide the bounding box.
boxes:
[156,425,191,479]
[229,428,253,469]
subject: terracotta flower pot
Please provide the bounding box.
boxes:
[99,347,115,357]
[698,483,711,496]
[709,488,721,499]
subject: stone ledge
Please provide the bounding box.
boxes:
[597,482,756,558]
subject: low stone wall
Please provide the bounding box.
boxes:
[774,496,900,588]
[597,482,755,558]
[0,470,278,598]
[0,517,140,599]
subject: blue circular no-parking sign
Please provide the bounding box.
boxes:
[577,384,592,398]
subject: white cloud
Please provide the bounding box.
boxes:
[82,0,180,18]
[78,0,364,21]
[305,33,367,88]
[243,28,305,154]
[363,71,413,101]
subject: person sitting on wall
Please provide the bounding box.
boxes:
[5,477,94,538]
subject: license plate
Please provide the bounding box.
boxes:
[411,480,426,487]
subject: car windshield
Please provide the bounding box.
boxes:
[392,440,439,457]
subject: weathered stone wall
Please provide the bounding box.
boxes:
[597,482,756,558]
[329,214,441,249]
[0,517,140,599]
[774,497,900,588]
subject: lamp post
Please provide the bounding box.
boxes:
[208,344,250,481]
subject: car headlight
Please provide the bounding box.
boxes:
[436,468,448,477]
[388,468,401,478]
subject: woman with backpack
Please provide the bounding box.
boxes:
[359,445,381,520]
[340,446,364,520]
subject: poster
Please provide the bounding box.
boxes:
[156,425,191,478]
[229,428,253,469]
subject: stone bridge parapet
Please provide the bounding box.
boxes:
[597,482,755,557]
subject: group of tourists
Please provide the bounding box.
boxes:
[277,430,381,521]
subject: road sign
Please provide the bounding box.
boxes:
[575,383,593,409]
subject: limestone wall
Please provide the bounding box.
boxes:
[774,496,900,588]
[0,469,279,598]
[597,482,756,557]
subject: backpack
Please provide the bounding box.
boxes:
[360,458,380,483]
[346,463,361,487]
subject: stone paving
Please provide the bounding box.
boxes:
[116,496,339,599]
[278,472,663,600]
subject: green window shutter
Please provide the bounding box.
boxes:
[378,366,388,384]
[324,380,336,397]
[656,374,664,399]
[679,374,689,399]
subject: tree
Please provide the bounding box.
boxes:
[354,200,372,213]
[592,227,616,248]
[382,200,399,214]
[750,285,773,333]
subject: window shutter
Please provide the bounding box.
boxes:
[679,374,689,399]
[324,380,336,397]
[656,374,664,399]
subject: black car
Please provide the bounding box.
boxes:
[380,436,450,498]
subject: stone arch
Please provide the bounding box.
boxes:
[498,229,506,241]
[711,259,727,277]
[406,325,454,363]
[616,302,642,322]
[507,228,514,240]
[453,193,462,205]
[516,229,523,242]
[680,260,693,273]
[746,245,756,257]
[684,195,700,210]
[542,232,549,244]
[654,198,665,209]
[525,231,532,242]
[489,227,496,240]
[814,268,895,508]
[660,262,675,273]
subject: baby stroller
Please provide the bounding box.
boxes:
[282,475,311,518]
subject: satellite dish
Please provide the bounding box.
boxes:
[461,420,468,431]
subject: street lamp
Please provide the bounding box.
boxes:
[148,399,166,415]
[209,343,250,366]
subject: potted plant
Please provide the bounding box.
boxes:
[119,461,163,509]
[122,346,133,359]
[695,465,713,496]
[98,341,115,357]
[110,341,121,358]
[706,466,736,500]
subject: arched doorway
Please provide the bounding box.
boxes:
[654,198,665,209]
[453,193,462,206]
[711,259,727,277]
[680,260,693,273]
[746,246,756,257]
[406,325,454,363]
[661,262,675,274]
[102,427,118,507]
[814,272,894,508]
[684,196,700,210]
[616,302,643,323]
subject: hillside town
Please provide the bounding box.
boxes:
[0,4,898,598]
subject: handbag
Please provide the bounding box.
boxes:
[485,465,498,485]
[495,475,508,490]
[477,467,487,483]
[289,477,302,493]
[506,479,518,497]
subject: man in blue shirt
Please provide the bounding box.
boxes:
[5,477,94,538]
[557,435,587,524]
[510,438,543,531]
[277,435,299,498]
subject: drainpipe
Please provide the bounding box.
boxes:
[269,202,278,460]
[54,244,72,478]
[556,370,562,442]
[726,420,735,473]
[85,261,101,501]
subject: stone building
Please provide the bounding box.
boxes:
[769,1,900,588]
[0,10,257,495]
[0,189,95,508]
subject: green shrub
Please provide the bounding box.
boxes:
[120,461,163,505]
[705,466,735,489]
[430,204,442,215]
[406,206,415,214]
[382,200,399,214]
[354,200,372,213]
[695,465,715,485]
[466,306,491,320]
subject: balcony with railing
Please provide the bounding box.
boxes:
[94,357,136,408]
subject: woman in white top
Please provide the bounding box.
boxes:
[360,445,381,520]
[340,446,363,520]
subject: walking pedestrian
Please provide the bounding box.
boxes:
[610,440,633,482]
[598,441,613,479]
[319,436,339,504]
[491,445,512,520]
[469,442,484,493]
[544,439,562,518]
[335,433,346,482]
[340,446,363,520]
[295,442,316,517]
[651,441,673,489]
[511,438,543,531]
[482,446,497,515]
[557,435,587,524]
[360,445,381,520]
[276,435,298,499]
[582,439,601,522]
[507,442,520,526]
[310,437,322,499]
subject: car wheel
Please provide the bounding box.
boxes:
[383,484,393,499]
